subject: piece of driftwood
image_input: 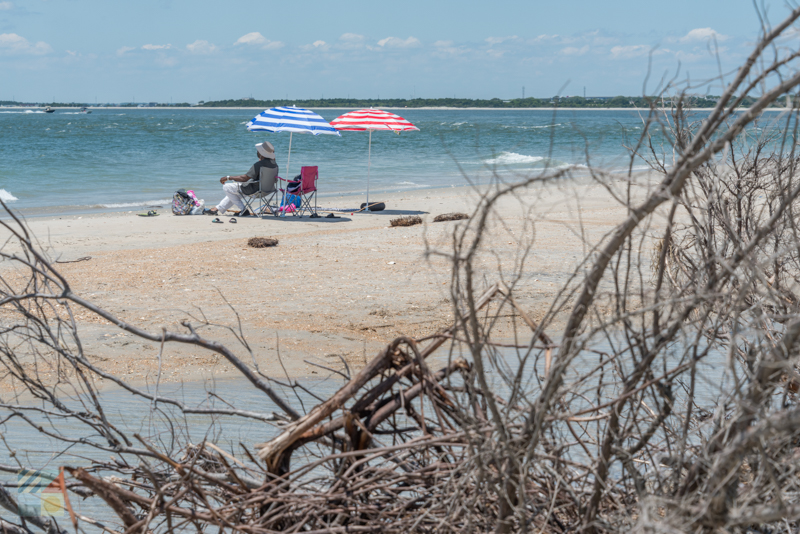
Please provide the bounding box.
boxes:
[433,212,469,222]
[247,237,278,248]
[390,215,422,227]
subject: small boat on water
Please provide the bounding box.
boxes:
[79,107,91,114]
[44,106,55,113]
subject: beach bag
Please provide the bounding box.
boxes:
[281,193,302,210]
[186,190,202,206]
[172,189,194,215]
[287,176,302,194]
[189,199,205,215]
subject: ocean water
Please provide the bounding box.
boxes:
[0,107,695,215]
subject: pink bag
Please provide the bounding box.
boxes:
[186,190,201,207]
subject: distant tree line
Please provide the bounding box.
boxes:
[199,95,761,109]
[0,96,766,109]
[0,101,191,107]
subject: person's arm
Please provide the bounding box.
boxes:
[219,174,249,184]
[220,163,257,184]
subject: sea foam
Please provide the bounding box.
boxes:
[0,189,19,202]
[99,199,171,208]
[483,152,545,165]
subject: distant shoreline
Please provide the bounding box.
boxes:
[1,106,793,112]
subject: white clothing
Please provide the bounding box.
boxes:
[216,182,245,213]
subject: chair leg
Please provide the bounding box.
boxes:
[261,192,278,218]
[298,191,316,217]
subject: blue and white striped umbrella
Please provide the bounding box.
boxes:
[247,105,340,135]
[247,106,340,179]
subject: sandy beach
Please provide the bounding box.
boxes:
[1,178,636,389]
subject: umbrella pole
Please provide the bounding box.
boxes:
[366,130,372,208]
[287,132,293,178]
[281,132,293,214]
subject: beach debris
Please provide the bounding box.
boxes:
[247,237,278,248]
[390,215,422,227]
[55,256,92,264]
[433,212,469,222]
[387,261,396,265]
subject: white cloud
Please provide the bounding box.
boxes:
[0,2,13,10]
[235,32,266,46]
[485,35,518,45]
[234,32,283,50]
[0,33,52,55]
[301,40,330,51]
[339,33,364,42]
[116,46,135,56]
[377,36,421,48]
[610,44,650,59]
[186,40,217,54]
[66,50,76,56]
[142,44,171,51]
[529,34,559,44]
[432,40,467,57]
[680,27,727,43]
[583,30,617,46]
[560,45,589,56]
[337,33,365,49]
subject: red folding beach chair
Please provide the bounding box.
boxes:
[278,166,318,217]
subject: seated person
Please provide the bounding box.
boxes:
[206,141,279,215]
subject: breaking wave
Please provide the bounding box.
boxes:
[0,189,18,202]
[98,199,171,208]
[483,152,545,165]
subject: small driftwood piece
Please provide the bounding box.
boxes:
[247,237,278,248]
[433,212,469,222]
[390,215,422,227]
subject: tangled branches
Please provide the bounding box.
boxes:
[3,6,800,534]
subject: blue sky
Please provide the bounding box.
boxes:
[0,0,792,102]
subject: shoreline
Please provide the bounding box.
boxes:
[4,167,613,220]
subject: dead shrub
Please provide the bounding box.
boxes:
[390,215,422,227]
[247,237,278,248]
[433,212,469,222]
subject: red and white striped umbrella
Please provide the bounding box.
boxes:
[330,108,420,132]
[331,109,419,209]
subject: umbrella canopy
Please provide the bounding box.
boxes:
[330,109,419,208]
[329,108,419,132]
[246,105,339,179]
